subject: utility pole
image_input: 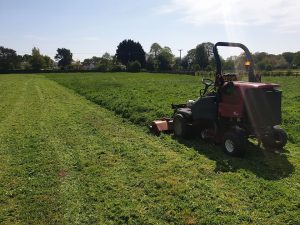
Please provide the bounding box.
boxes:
[178,49,183,70]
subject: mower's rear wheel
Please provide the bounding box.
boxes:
[262,127,287,150]
[173,113,190,138]
[222,131,246,156]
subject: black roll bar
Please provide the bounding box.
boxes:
[213,42,256,82]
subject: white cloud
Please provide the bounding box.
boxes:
[159,0,300,32]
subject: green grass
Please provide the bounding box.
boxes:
[0,73,299,224]
[47,72,300,144]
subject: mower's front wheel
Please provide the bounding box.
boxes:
[222,131,246,156]
[173,113,190,138]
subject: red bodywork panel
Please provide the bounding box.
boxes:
[218,81,279,118]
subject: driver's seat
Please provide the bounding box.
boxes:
[191,95,217,120]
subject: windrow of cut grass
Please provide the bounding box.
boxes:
[48,73,201,125]
[47,72,300,144]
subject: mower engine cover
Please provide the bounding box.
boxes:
[219,81,282,127]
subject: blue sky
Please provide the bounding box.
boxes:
[0,0,299,60]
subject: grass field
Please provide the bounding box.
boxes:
[0,73,299,224]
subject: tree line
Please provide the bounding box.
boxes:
[1,40,300,73]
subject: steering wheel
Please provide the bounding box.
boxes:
[202,78,214,86]
[200,78,215,97]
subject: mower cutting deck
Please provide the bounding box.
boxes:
[150,42,287,156]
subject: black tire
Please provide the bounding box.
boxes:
[262,127,287,150]
[173,114,190,138]
[222,131,246,156]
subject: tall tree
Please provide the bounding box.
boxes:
[55,48,73,69]
[202,42,214,59]
[0,46,20,70]
[102,52,112,61]
[157,47,174,71]
[30,47,45,70]
[195,44,209,70]
[292,52,300,68]
[147,43,163,71]
[82,58,92,68]
[282,52,294,66]
[98,53,113,71]
[21,54,32,70]
[150,43,162,58]
[43,55,54,69]
[146,55,156,71]
[115,39,146,67]
[183,48,196,70]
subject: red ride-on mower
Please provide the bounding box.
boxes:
[150,42,287,156]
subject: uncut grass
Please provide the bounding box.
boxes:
[0,75,299,224]
[47,72,300,144]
